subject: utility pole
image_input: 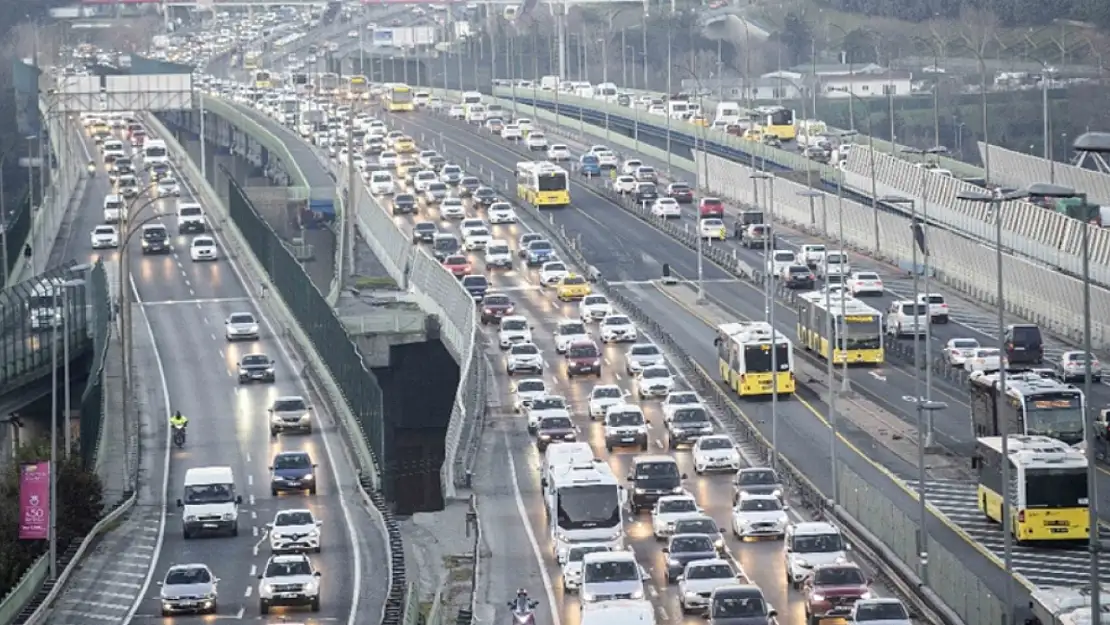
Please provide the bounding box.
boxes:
[345,104,357,282]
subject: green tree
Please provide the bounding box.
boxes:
[0,440,104,597]
[776,12,812,67]
[841,28,877,65]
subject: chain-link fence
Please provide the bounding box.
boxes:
[839,464,1005,625]
[0,260,91,396]
[225,168,388,481]
[78,260,112,468]
[4,189,31,281]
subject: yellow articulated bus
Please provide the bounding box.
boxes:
[244,52,261,71]
[795,292,884,364]
[714,321,795,397]
[253,69,272,89]
[972,435,1089,543]
[516,161,570,208]
[385,84,415,112]
[754,105,796,141]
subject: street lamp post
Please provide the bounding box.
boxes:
[61,275,87,458]
[751,172,780,468]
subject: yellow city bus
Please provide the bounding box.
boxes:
[755,105,797,141]
[515,161,569,208]
[348,75,370,100]
[244,52,260,71]
[715,321,795,397]
[385,84,415,112]
[972,435,1090,543]
[253,69,272,89]
[795,292,884,364]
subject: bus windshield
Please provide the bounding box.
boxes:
[557,484,620,530]
[742,343,790,373]
[537,172,567,191]
[391,89,413,103]
[1024,394,1084,442]
[838,316,882,349]
[1026,467,1087,508]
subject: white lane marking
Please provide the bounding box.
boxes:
[250,564,257,577]
[244,586,253,598]
[121,272,173,624]
[235,606,246,619]
[142,297,253,306]
[247,474,253,486]
[504,436,562,625]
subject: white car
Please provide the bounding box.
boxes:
[516,118,534,133]
[587,145,611,155]
[525,132,548,151]
[448,104,466,119]
[651,197,681,218]
[547,144,572,161]
[768,250,797,276]
[507,342,543,375]
[562,544,612,592]
[553,319,590,353]
[579,295,614,323]
[90,225,119,249]
[257,554,321,614]
[847,271,884,296]
[440,200,466,220]
[526,395,570,432]
[225,312,259,341]
[678,559,740,614]
[622,159,644,175]
[369,172,395,195]
[498,315,533,349]
[662,391,702,424]
[512,378,548,413]
[379,151,399,167]
[461,217,487,232]
[637,365,675,398]
[625,343,665,375]
[190,236,218,261]
[501,124,522,140]
[539,261,569,286]
[268,508,322,553]
[587,384,626,420]
[918,292,950,323]
[692,435,742,474]
[157,177,181,196]
[599,314,637,343]
[731,494,789,539]
[613,175,637,194]
[463,228,492,251]
[412,170,438,192]
[651,495,700,539]
[488,203,517,224]
[596,150,619,168]
[699,218,727,240]
[484,240,513,268]
[944,338,981,366]
[964,347,1002,373]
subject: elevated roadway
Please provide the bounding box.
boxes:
[378,108,1042,608]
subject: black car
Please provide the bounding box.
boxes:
[732,468,782,504]
[783,265,815,289]
[412,221,438,243]
[113,158,134,177]
[536,415,577,451]
[473,186,497,206]
[458,177,481,197]
[150,162,171,180]
[708,585,777,625]
[634,182,658,203]
[666,406,713,449]
[269,451,317,496]
[672,515,726,551]
[393,193,417,215]
[461,274,489,301]
[628,456,686,513]
[141,225,170,254]
[238,353,275,384]
[480,293,515,324]
[664,535,719,582]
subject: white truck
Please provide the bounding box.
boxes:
[817,250,851,280]
[714,101,742,125]
[102,194,125,224]
[177,202,206,234]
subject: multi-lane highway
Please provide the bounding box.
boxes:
[375,106,1052,601]
[357,115,905,625]
[74,114,386,623]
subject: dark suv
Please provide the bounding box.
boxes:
[783,265,816,289]
[628,455,686,513]
[804,564,871,623]
[1005,324,1044,365]
[565,340,602,377]
[141,225,170,254]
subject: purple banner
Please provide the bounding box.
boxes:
[19,462,50,540]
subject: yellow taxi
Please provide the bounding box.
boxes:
[690,116,710,127]
[90,122,111,140]
[556,274,592,301]
[392,136,415,153]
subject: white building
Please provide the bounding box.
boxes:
[781,64,913,99]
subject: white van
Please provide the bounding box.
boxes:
[714,101,742,125]
[102,194,124,223]
[581,599,654,625]
[461,91,483,105]
[143,139,169,168]
[176,466,242,538]
[540,441,594,488]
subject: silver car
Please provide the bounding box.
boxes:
[269,395,312,435]
[625,343,664,374]
[943,338,980,367]
[160,563,219,616]
[1056,350,1103,382]
[678,559,740,614]
[225,312,259,341]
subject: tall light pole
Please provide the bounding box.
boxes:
[751,172,779,468]
[61,275,86,457]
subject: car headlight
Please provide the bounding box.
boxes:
[539,434,551,440]
[303,474,314,481]
[222,512,234,520]
[238,368,247,376]
[261,583,273,596]
[860,591,872,600]
[299,414,311,423]
[835,555,848,564]
[700,426,714,433]
[185,515,198,522]
[634,488,646,495]
[581,592,596,602]
[793,558,809,568]
[265,366,275,373]
[772,489,783,498]
[714,537,724,549]
[671,486,684,494]
[630,589,644,600]
[811,594,825,602]
[667,557,679,566]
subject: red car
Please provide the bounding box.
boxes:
[804,564,872,623]
[443,254,472,278]
[699,197,724,218]
[667,182,694,204]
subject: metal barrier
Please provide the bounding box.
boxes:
[838,464,1005,625]
[78,260,112,469]
[979,141,1110,208]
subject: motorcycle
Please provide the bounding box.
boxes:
[172,423,187,448]
[507,594,538,625]
[87,164,96,177]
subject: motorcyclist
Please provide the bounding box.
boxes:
[510,589,533,613]
[169,411,189,429]
[87,160,96,176]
